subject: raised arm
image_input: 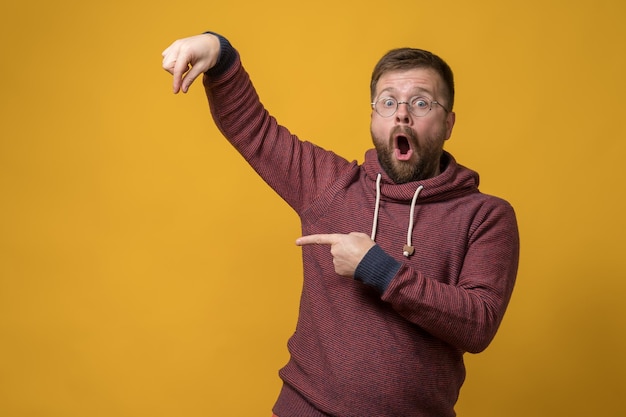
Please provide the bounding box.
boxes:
[162,32,355,214]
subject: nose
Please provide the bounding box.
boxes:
[395,101,411,124]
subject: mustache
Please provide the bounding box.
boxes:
[389,125,418,143]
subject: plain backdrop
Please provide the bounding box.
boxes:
[1,1,625,416]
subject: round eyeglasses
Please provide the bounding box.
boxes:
[371,96,449,118]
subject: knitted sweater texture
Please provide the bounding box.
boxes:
[203,36,520,417]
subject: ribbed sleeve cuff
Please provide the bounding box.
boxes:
[203,31,238,77]
[354,245,401,293]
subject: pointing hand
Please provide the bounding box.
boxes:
[296,232,375,277]
[162,33,221,94]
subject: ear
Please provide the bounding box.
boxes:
[444,111,456,140]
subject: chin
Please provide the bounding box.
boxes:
[386,163,420,184]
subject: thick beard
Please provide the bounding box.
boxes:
[372,125,443,184]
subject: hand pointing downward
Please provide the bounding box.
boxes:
[296,232,375,277]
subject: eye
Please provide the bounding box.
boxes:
[411,97,429,108]
[381,98,396,108]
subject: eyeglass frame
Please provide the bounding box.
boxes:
[371,96,450,118]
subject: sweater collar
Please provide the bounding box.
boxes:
[362,149,479,203]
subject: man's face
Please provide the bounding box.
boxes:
[370,68,455,184]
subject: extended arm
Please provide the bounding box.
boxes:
[374,203,519,353]
[298,202,519,354]
[163,32,355,214]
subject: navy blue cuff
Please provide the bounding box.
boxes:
[203,31,238,77]
[354,245,401,293]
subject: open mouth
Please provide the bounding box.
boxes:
[394,135,413,161]
[397,136,410,155]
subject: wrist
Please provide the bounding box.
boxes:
[203,31,238,77]
[354,245,401,293]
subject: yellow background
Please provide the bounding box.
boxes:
[1,0,625,416]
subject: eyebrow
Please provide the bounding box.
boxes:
[378,86,434,97]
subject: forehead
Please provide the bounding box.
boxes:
[375,68,443,97]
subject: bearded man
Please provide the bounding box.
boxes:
[162,32,519,417]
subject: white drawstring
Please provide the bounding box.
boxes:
[370,173,424,258]
[371,174,382,241]
[403,185,424,257]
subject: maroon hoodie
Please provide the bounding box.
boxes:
[203,34,519,417]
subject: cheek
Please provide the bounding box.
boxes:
[416,118,447,140]
[370,118,388,141]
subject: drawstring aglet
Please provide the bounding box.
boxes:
[403,245,415,257]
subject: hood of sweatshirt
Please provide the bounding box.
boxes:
[362,149,480,257]
[362,149,480,204]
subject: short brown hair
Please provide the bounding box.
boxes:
[370,48,455,111]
